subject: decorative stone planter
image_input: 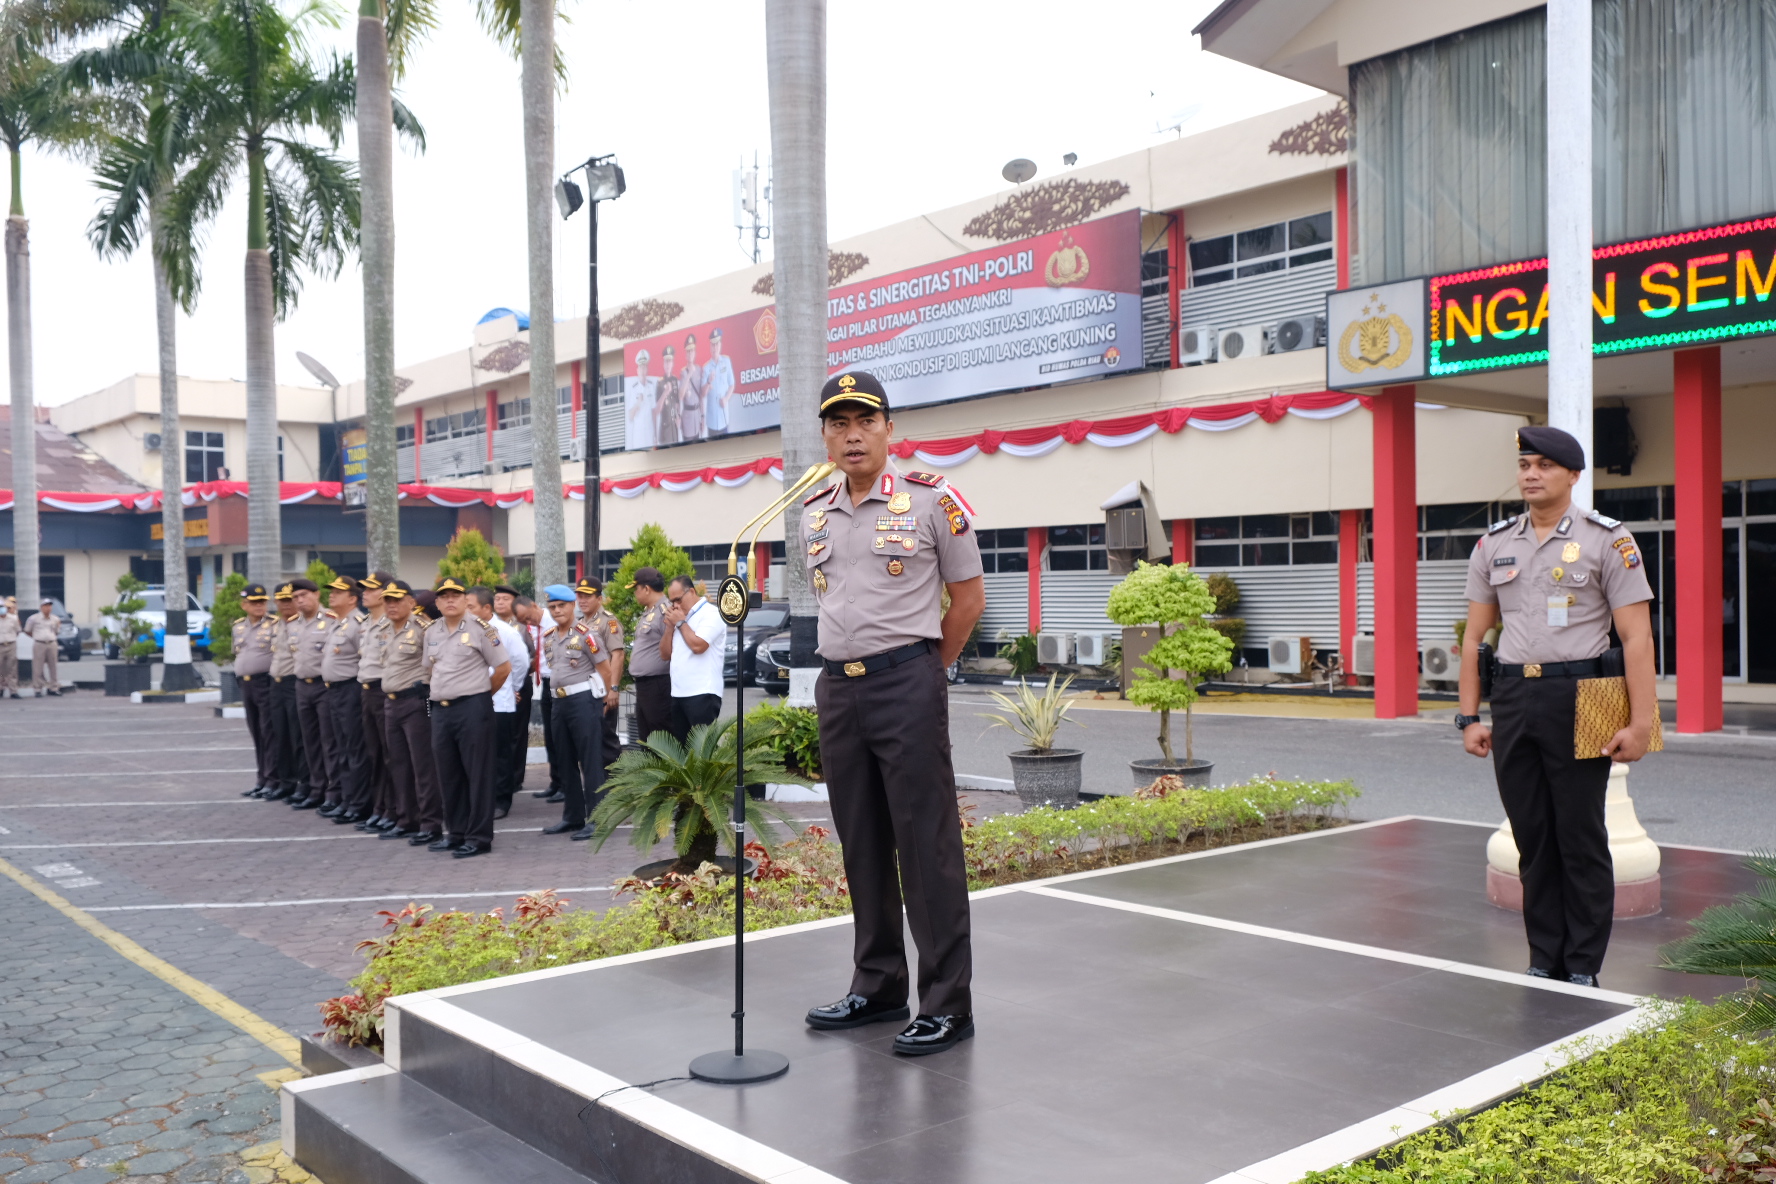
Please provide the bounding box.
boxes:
[1006,748,1085,809]
[1129,758,1214,790]
[105,663,152,697]
[1485,762,1662,918]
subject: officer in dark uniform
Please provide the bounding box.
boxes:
[268,584,310,804]
[626,567,672,744]
[422,576,511,858]
[800,371,987,1057]
[378,580,443,844]
[574,578,627,769]
[1459,425,1657,988]
[320,576,372,825]
[232,583,278,797]
[289,579,334,811]
[541,584,606,839]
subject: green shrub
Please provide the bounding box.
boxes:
[1661,851,1776,1032]
[1106,562,1235,764]
[1207,616,1247,652]
[1205,571,1241,615]
[436,528,507,588]
[99,573,155,661]
[999,630,1040,677]
[745,701,822,779]
[305,557,338,591]
[1302,999,1776,1184]
[604,524,696,637]
[207,573,248,664]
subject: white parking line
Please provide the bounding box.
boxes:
[0,768,259,779]
[4,746,254,756]
[0,800,259,809]
[86,887,618,911]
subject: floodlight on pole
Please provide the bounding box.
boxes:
[557,153,625,576]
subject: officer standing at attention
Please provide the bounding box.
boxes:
[231,583,278,798]
[319,576,372,825]
[1459,425,1656,989]
[289,579,333,810]
[355,573,395,832]
[800,371,986,1057]
[25,598,61,696]
[0,597,19,699]
[541,584,606,839]
[625,567,672,743]
[269,584,310,804]
[378,580,443,845]
[575,577,627,767]
[423,576,510,858]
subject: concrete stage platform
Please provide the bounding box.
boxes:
[284,817,1755,1184]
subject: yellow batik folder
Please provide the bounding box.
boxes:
[1573,676,1665,759]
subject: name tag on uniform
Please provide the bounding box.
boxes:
[1547,595,1573,627]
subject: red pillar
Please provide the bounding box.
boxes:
[571,360,583,438]
[1372,387,1419,718]
[1334,167,1351,290]
[1339,508,1362,686]
[485,390,497,462]
[1167,213,1185,369]
[1026,527,1046,634]
[752,541,771,593]
[412,407,424,478]
[1170,519,1193,565]
[1674,346,1724,734]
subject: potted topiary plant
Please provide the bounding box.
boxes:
[1106,561,1234,789]
[980,673,1084,809]
[588,717,803,879]
[101,574,156,696]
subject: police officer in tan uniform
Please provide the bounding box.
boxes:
[0,597,20,698]
[355,573,396,831]
[574,576,627,767]
[799,371,987,1057]
[379,579,443,844]
[289,579,333,810]
[231,583,278,797]
[626,567,672,743]
[25,599,61,696]
[542,584,607,839]
[269,584,310,804]
[319,576,372,825]
[1459,425,1656,989]
[423,576,511,858]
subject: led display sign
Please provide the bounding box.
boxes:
[1428,214,1776,376]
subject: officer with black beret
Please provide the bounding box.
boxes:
[800,371,987,1056]
[1458,424,1657,988]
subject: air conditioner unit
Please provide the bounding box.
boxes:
[1268,635,1312,675]
[1178,324,1216,363]
[1350,632,1377,676]
[143,432,163,451]
[1273,315,1322,353]
[1074,632,1109,666]
[569,437,585,462]
[1217,323,1267,361]
[1422,643,1462,681]
[1036,632,1074,665]
[281,550,302,574]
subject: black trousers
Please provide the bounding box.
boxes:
[633,675,672,746]
[384,690,441,834]
[540,677,564,792]
[1491,675,1615,977]
[494,708,526,809]
[669,693,722,743]
[295,678,333,802]
[550,689,605,827]
[817,650,972,1016]
[432,692,496,848]
[239,673,275,788]
[325,680,371,813]
[603,699,622,770]
[360,682,389,817]
[270,676,310,797]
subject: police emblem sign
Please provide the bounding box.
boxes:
[1325,278,1429,390]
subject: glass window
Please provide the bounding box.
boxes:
[1242,542,1291,566]
[395,423,414,445]
[1748,479,1776,517]
[979,529,1028,574]
[1188,236,1232,271]
[1242,515,1290,538]
[1194,544,1239,568]
[184,430,225,483]
[1293,540,1338,564]
[1049,525,1090,547]
[498,398,530,429]
[1290,247,1334,267]
[1311,511,1340,537]
[559,386,574,411]
[425,416,449,443]
[1195,517,1239,541]
[1594,485,1660,523]
[1290,212,1332,249]
[1724,481,1743,518]
[1045,523,1106,570]
[1237,224,1286,259]
[1236,258,1286,279]
[1422,502,1491,531]
[1290,515,1311,540]
[1190,268,1234,287]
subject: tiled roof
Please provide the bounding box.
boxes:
[0,407,149,496]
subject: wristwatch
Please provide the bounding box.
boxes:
[1454,713,1483,730]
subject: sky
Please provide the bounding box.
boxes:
[17,0,1323,406]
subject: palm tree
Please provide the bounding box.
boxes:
[0,44,105,617]
[765,0,827,700]
[357,0,433,573]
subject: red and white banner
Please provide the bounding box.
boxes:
[622,211,1145,451]
[0,482,534,513]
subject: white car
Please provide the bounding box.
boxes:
[104,586,213,659]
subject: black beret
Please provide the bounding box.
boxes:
[287,578,319,593]
[1517,425,1586,471]
[628,565,664,591]
[819,371,890,418]
[493,584,520,598]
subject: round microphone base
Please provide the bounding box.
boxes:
[688,1049,789,1085]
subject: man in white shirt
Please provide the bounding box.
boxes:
[472,586,529,818]
[625,349,659,450]
[659,574,726,743]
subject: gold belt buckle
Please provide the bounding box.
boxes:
[844,661,866,678]
[387,692,397,700]
[555,686,567,698]
[440,698,451,707]
[1524,664,1542,678]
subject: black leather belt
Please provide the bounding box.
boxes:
[324,678,356,688]
[823,639,931,679]
[433,691,488,708]
[360,678,382,689]
[301,676,320,684]
[1499,658,1604,679]
[385,683,426,701]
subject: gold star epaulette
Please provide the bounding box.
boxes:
[803,483,837,506]
[574,621,591,635]
[903,471,943,487]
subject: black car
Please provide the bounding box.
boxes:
[723,602,791,686]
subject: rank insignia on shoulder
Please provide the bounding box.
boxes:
[1488,515,1520,534]
[904,471,943,487]
[484,626,501,642]
[1587,510,1622,529]
[574,622,591,635]
[803,483,837,506]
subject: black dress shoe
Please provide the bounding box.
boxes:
[540,820,581,835]
[354,816,381,832]
[1567,973,1600,988]
[452,842,489,859]
[531,787,555,798]
[805,994,911,1031]
[892,1014,974,1056]
[378,827,415,840]
[569,826,595,841]
[317,802,343,818]
[493,805,511,820]
[264,786,294,802]
[1524,967,1555,980]
[290,796,320,810]
[427,836,463,852]
[333,811,366,826]
[408,830,442,846]
[542,790,565,804]
[243,785,265,798]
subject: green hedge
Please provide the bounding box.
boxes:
[1302,999,1775,1184]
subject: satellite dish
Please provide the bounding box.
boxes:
[1001,158,1037,184]
[296,351,340,389]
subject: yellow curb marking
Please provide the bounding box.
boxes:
[242,1140,319,1184]
[0,855,302,1066]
